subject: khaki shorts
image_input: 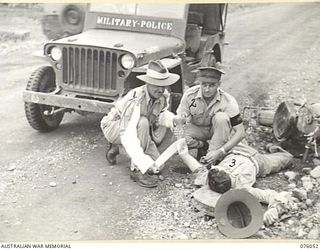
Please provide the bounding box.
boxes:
[100,115,121,144]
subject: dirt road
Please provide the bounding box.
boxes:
[0,3,319,241]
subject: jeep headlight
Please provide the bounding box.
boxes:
[50,47,62,61]
[120,54,135,69]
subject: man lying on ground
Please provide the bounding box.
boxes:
[176,140,297,225]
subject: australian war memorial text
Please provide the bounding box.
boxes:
[1,244,71,249]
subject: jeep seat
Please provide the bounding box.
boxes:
[187,11,204,26]
[185,11,204,60]
[185,24,202,57]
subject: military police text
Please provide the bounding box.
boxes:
[97,16,173,30]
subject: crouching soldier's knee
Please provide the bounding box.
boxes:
[212,112,230,127]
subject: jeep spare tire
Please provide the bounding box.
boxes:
[41,4,85,40]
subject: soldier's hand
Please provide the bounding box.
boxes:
[202,150,224,164]
[149,163,160,174]
[263,207,279,226]
[172,115,186,138]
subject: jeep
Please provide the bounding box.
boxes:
[23,3,228,144]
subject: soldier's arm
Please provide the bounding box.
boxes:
[118,91,138,133]
[243,187,293,226]
[219,95,246,154]
[203,121,245,164]
[176,91,191,119]
[120,103,154,174]
[221,122,246,153]
[158,109,176,128]
[157,91,176,128]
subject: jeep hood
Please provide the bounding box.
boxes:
[49,29,185,66]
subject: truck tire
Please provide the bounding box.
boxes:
[24,66,64,132]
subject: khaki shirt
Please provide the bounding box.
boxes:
[214,143,259,188]
[217,153,258,189]
[176,85,240,126]
[108,85,170,131]
[195,143,259,188]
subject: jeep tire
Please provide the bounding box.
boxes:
[41,4,85,40]
[24,66,64,132]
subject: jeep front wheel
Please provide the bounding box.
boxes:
[24,66,64,132]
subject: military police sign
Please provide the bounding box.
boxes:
[96,16,173,31]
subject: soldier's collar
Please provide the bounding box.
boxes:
[213,88,222,102]
[229,174,236,188]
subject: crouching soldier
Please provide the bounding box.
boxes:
[100,60,179,188]
[176,67,246,162]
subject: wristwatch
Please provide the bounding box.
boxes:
[219,147,226,155]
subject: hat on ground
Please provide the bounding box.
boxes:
[215,189,263,239]
[137,60,180,86]
[197,66,225,81]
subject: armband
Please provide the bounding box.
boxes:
[230,114,243,127]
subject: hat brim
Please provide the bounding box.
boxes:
[198,76,222,83]
[136,73,180,86]
[197,66,225,75]
[215,189,263,239]
[192,186,222,207]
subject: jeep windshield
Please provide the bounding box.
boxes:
[89,3,185,19]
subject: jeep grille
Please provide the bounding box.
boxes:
[61,46,118,94]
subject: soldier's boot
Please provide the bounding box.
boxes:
[130,170,158,188]
[106,143,119,165]
[196,141,209,161]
